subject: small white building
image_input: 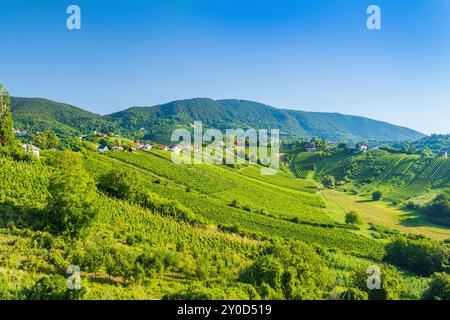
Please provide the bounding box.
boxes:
[369,146,380,151]
[169,146,183,153]
[97,146,109,153]
[439,151,448,158]
[112,146,124,152]
[143,144,153,151]
[358,144,368,153]
[22,144,40,157]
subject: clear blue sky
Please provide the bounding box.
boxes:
[1,0,449,134]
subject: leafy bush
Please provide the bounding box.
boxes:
[322,175,336,189]
[384,238,449,276]
[240,241,332,299]
[423,272,450,300]
[47,151,99,238]
[372,191,382,201]
[345,211,361,225]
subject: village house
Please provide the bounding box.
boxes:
[369,145,380,151]
[357,144,368,153]
[14,128,27,136]
[305,142,317,152]
[142,144,153,151]
[97,146,109,153]
[22,143,40,157]
[111,146,124,152]
[159,145,170,151]
[135,142,144,149]
[169,146,183,153]
[128,147,137,153]
[439,151,448,158]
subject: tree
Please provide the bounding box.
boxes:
[384,238,449,276]
[98,168,138,200]
[338,142,348,149]
[423,272,450,300]
[0,85,17,150]
[372,191,382,201]
[345,211,361,225]
[240,241,332,299]
[354,264,405,300]
[322,175,336,189]
[47,151,98,238]
[34,130,60,150]
[424,191,450,227]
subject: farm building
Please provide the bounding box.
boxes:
[22,144,40,157]
[111,146,124,152]
[439,151,448,158]
[128,147,137,153]
[97,146,109,153]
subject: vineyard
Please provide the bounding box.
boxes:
[291,150,450,201]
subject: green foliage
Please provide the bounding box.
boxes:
[33,130,60,150]
[322,175,336,189]
[372,191,382,201]
[423,272,450,300]
[240,241,332,299]
[424,191,450,227]
[0,85,15,148]
[47,151,98,238]
[345,211,361,225]
[354,264,405,300]
[384,238,449,276]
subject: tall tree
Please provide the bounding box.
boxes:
[0,84,16,147]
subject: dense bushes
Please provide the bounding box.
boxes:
[46,151,99,238]
[424,191,450,227]
[423,272,450,300]
[384,238,449,276]
[354,264,405,300]
[240,241,332,299]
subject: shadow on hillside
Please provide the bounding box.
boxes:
[355,199,374,203]
[397,207,448,230]
[0,201,48,231]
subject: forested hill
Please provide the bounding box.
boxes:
[10,97,425,143]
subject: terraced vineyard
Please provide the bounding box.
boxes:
[292,150,450,201]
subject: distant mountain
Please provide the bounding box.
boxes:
[10,97,115,135]
[10,97,425,143]
[106,98,425,143]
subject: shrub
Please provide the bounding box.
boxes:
[322,175,336,189]
[384,238,449,276]
[423,272,450,300]
[345,211,361,225]
[354,264,405,300]
[372,191,382,201]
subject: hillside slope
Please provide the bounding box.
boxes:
[11,97,424,143]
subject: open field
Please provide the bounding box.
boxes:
[321,190,450,241]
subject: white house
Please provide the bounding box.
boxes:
[439,151,448,158]
[305,142,317,152]
[97,146,109,153]
[111,146,124,152]
[369,145,380,151]
[358,144,368,153]
[143,144,153,151]
[22,144,40,157]
[169,146,183,153]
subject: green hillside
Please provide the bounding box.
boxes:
[107,98,425,143]
[10,97,424,143]
[3,146,445,300]
[292,150,450,201]
[10,97,115,136]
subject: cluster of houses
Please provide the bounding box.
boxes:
[96,142,193,154]
[353,143,380,154]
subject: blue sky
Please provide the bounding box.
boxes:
[1,0,449,134]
